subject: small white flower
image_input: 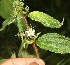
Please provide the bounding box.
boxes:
[25,28,35,37]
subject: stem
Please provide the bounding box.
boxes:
[33,42,40,58]
[18,13,31,58]
[22,13,30,29]
[18,42,29,58]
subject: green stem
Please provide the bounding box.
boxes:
[18,42,29,58]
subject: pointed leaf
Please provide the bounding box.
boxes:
[0,17,15,31]
[0,0,14,19]
[37,33,70,54]
[28,11,63,28]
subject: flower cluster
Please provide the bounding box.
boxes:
[25,28,35,37]
[13,1,24,18]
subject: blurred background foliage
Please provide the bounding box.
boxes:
[0,0,70,65]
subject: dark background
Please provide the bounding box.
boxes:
[0,0,70,65]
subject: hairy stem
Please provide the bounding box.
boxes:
[22,13,30,29]
[33,42,40,58]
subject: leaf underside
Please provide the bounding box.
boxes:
[0,16,27,31]
[37,33,70,54]
[0,17,14,31]
[28,11,63,28]
[16,13,27,33]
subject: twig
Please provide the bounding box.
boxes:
[33,42,40,58]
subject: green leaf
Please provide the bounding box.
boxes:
[16,13,27,33]
[37,33,70,54]
[0,17,15,31]
[11,52,16,58]
[18,42,36,58]
[0,59,6,64]
[0,0,14,19]
[28,11,63,28]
